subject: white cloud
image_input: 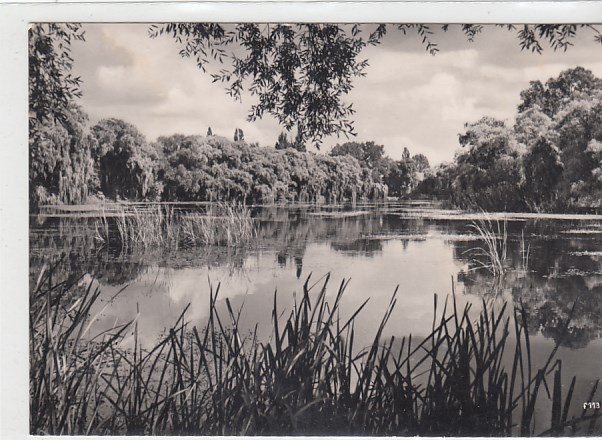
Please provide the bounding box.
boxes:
[479,62,602,85]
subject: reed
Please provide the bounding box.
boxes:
[30,262,601,436]
[466,213,508,277]
[93,203,255,251]
[520,228,531,272]
[29,263,132,435]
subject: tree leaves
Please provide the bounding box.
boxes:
[155,134,376,203]
[29,24,86,126]
[152,23,602,147]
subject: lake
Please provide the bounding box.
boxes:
[30,200,602,432]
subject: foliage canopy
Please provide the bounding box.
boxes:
[29,23,86,126]
[417,67,602,211]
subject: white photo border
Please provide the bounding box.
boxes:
[2,2,601,440]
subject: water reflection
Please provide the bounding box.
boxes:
[30,203,602,351]
[454,222,602,348]
[29,203,602,435]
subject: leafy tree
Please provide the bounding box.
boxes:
[274,130,306,152]
[586,140,602,207]
[29,104,95,205]
[385,159,416,197]
[457,117,520,167]
[275,132,291,150]
[401,147,411,161]
[588,139,602,182]
[151,23,602,145]
[553,89,602,205]
[513,104,560,210]
[515,68,602,209]
[330,140,387,180]
[523,138,564,209]
[518,66,602,117]
[419,68,602,211]
[452,117,525,210]
[331,141,385,170]
[381,146,422,197]
[90,119,160,200]
[293,129,306,153]
[29,23,602,208]
[412,153,430,172]
[154,134,187,156]
[154,134,378,204]
[413,162,454,198]
[29,23,86,126]
[234,128,245,142]
[514,105,554,148]
[29,23,90,206]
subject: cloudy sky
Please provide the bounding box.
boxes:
[70,24,602,165]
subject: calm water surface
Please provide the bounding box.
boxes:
[30,201,602,429]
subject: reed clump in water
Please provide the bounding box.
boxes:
[30,263,601,436]
[94,203,255,250]
[466,213,508,277]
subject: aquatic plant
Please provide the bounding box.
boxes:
[93,203,255,250]
[466,213,508,277]
[30,262,601,435]
[520,228,531,272]
[29,263,131,435]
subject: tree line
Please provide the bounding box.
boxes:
[416,67,602,212]
[30,67,602,212]
[29,113,392,206]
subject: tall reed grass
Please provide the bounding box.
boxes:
[94,203,255,250]
[30,262,601,435]
[466,214,508,277]
[520,228,531,272]
[29,263,132,434]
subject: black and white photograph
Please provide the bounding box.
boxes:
[20,13,602,437]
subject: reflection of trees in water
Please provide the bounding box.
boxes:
[30,216,250,287]
[457,232,602,348]
[31,206,435,290]
[330,238,384,257]
[37,210,602,349]
[512,274,602,349]
[256,205,429,265]
[453,221,602,278]
[257,206,405,278]
[30,216,145,286]
[454,217,602,347]
[276,252,305,279]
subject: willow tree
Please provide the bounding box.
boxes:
[29,103,96,205]
[29,24,89,205]
[90,118,160,200]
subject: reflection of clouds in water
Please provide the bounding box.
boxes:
[31,204,602,375]
[84,238,467,348]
